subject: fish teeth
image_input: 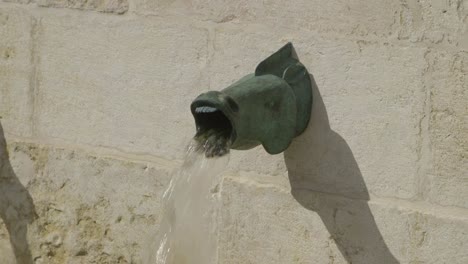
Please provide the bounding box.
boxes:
[195,106,218,113]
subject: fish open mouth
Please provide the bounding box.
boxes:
[193,105,232,139]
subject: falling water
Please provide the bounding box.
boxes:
[145,130,231,264]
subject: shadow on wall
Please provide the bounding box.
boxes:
[284,76,399,264]
[0,121,37,264]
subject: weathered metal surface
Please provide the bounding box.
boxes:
[191,43,312,154]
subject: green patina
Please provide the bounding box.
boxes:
[191,43,312,156]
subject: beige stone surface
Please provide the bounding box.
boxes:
[425,50,468,208]
[5,141,173,263]
[405,210,468,263]
[134,0,402,38]
[35,11,209,161]
[2,0,32,4]
[2,0,129,14]
[398,0,468,49]
[220,175,468,264]
[37,0,129,14]
[0,7,34,138]
[133,0,467,49]
[0,1,467,263]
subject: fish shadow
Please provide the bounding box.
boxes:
[284,75,399,263]
[0,121,37,264]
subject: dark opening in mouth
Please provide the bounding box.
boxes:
[193,105,233,157]
[194,106,232,139]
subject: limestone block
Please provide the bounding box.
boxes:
[425,50,468,208]
[404,211,468,263]
[212,24,426,199]
[36,0,129,14]
[2,0,33,4]
[0,7,34,138]
[220,175,468,264]
[219,176,337,264]
[7,142,174,263]
[134,0,402,38]
[399,0,468,49]
[36,13,209,160]
[219,176,415,264]
[134,0,467,48]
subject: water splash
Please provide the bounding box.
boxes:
[146,130,231,264]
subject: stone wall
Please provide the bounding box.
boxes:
[0,0,467,263]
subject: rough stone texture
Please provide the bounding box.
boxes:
[2,0,129,14]
[2,0,33,4]
[406,210,468,263]
[425,50,468,208]
[1,141,173,263]
[133,0,467,48]
[0,1,467,264]
[37,0,129,14]
[398,0,468,49]
[220,175,468,264]
[219,176,337,264]
[0,7,34,138]
[134,0,403,37]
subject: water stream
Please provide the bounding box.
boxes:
[145,130,231,264]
